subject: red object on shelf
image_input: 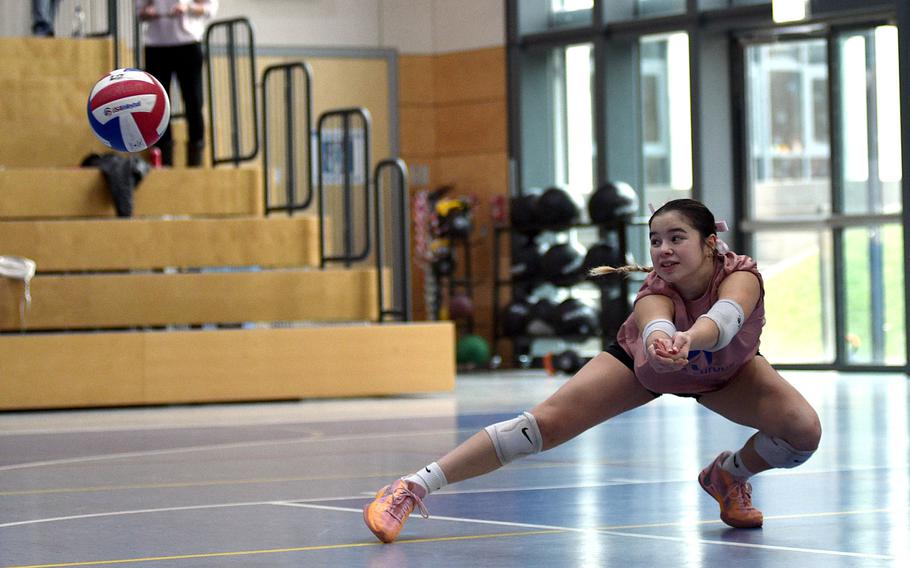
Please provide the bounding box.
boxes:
[491,194,507,225]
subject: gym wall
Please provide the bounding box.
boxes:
[398,46,508,341]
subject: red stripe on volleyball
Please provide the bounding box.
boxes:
[89,78,162,110]
[132,108,168,145]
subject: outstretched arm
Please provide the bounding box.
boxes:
[634,294,687,372]
[668,270,761,354]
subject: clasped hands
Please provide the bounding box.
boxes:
[646,332,691,373]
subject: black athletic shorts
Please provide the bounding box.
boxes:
[604,342,700,400]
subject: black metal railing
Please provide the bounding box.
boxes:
[204,17,258,167]
[374,159,411,322]
[317,107,372,268]
[261,62,314,216]
[52,0,125,66]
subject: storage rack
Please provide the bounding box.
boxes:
[491,219,632,367]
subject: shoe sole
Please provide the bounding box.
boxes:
[698,468,763,529]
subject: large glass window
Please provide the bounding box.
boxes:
[744,28,904,367]
[837,26,905,365]
[745,39,834,363]
[640,32,692,202]
[563,44,595,195]
[519,0,593,35]
[636,0,685,18]
[630,32,692,265]
[747,40,830,219]
[519,43,594,196]
[754,230,835,363]
[838,27,902,215]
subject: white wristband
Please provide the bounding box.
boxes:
[641,319,676,345]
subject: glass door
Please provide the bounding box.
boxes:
[740,26,904,368]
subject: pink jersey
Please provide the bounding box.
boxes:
[616,252,765,395]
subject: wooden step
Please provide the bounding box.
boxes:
[0,322,456,410]
[0,37,113,81]
[0,167,263,219]
[0,216,318,271]
[0,77,104,123]
[0,38,113,167]
[0,268,382,330]
[0,118,108,167]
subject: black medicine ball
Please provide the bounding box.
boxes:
[588,181,639,224]
[554,349,585,374]
[510,242,542,281]
[510,194,540,231]
[501,301,532,336]
[553,298,600,337]
[526,298,558,336]
[535,187,579,228]
[582,241,624,275]
[541,242,587,286]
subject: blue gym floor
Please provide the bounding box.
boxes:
[0,371,907,567]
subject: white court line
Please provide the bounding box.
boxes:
[2,424,903,477]
[0,496,374,529]
[0,491,901,560]
[276,502,897,560]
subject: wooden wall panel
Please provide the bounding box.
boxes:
[433,47,506,104]
[398,47,509,342]
[434,100,508,156]
[0,217,319,271]
[399,55,435,105]
[399,106,437,158]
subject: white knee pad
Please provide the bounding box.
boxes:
[754,432,815,469]
[484,412,543,465]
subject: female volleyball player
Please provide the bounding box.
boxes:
[364,198,821,543]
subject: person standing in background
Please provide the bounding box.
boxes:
[32,0,60,36]
[137,0,218,167]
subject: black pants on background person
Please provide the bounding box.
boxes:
[145,42,205,167]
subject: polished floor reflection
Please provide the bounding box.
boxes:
[0,371,906,567]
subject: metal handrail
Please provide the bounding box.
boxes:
[374,159,411,322]
[317,107,373,268]
[204,17,258,167]
[262,61,314,216]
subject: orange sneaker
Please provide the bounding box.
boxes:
[698,451,763,529]
[363,479,429,543]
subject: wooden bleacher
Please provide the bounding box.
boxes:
[0,37,454,410]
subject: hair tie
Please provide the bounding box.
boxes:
[715,220,729,232]
[648,202,656,214]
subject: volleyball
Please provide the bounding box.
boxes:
[86,68,170,153]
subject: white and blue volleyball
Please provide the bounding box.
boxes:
[86,68,170,153]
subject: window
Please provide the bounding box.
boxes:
[640,32,692,200]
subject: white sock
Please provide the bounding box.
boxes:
[722,450,754,479]
[404,462,448,496]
